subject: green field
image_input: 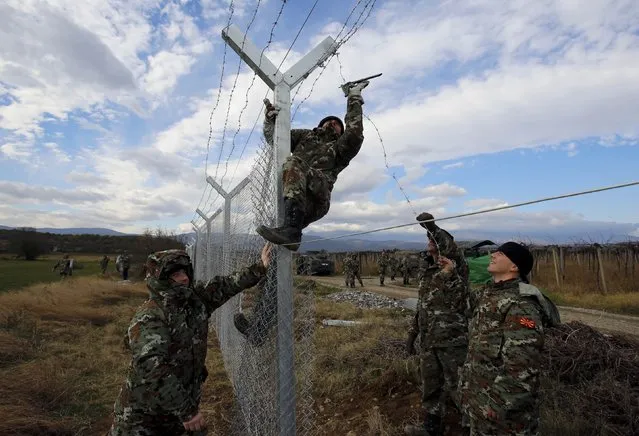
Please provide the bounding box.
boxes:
[0,255,112,293]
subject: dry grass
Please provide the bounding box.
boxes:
[0,276,239,436]
[544,290,639,316]
[0,278,148,435]
[2,274,635,436]
[533,256,638,294]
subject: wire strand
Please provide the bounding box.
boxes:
[285,180,639,247]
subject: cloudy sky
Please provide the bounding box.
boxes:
[1,0,638,243]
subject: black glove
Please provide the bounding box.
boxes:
[406,330,418,356]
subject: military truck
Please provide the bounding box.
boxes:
[295,250,335,276]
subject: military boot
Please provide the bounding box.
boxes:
[404,414,442,436]
[256,198,304,251]
[233,313,268,347]
[234,313,251,335]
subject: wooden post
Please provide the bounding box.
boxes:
[595,245,608,294]
[559,246,565,284]
[552,247,561,287]
[576,251,581,266]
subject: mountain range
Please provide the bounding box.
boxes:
[2,225,637,252]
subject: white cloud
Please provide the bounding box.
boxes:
[464,198,510,212]
[443,161,464,170]
[0,142,32,160]
[420,183,467,197]
[0,180,107,204]
[43,142,71,163]
[2,0,638,236]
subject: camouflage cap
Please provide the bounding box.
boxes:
[145,249,194,283]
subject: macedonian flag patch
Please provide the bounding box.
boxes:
[519,317,536,329]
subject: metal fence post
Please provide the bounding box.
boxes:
[221,24,337,435]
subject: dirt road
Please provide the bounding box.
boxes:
[310,275,639,338]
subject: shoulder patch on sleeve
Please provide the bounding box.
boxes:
[519,317,536,329]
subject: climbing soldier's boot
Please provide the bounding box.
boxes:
[256,198,304,251]
[234,313,251,335]
[234,313,269,347]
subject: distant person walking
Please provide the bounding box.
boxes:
[52,254,72,279]
[100,255,110,275]
[120,251,131,280]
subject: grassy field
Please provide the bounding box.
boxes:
[0,254,128,293]
[1,276,634,435]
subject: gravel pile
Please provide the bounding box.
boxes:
[324,290,405,310]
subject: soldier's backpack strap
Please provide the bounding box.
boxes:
[519,282,561,327]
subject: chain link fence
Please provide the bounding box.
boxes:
[192,137,316,435]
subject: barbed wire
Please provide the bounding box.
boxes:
[333,52,418,216]
[291,0,377,120]
[209,0,265,205]
[192,0,236,222]
[290,0,374,109]
[224,0,322,189]
[200,0,376,218]
[218,0,288,194]
[281,180,639,247]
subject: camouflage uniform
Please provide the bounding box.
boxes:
[263,96,364,228]
[343,255,355,287]
[378,251,389,286]
[389,256,398,281]
[256,87,367,252]
[53,255,72,278]
[120,253,131,280]
[407,223,469,434]
[100,255,110,274]
[351,254,364,287]
[109,249,266,436]
[459,279,558,436]
[401,256,410,285]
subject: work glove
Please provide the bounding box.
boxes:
[406,330,418,356]
[416,212,436,230]
[341,80,369,97]
[263,98,280,120]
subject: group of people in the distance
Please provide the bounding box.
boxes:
[106,80,559,435]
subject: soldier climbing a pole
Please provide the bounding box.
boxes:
[256,75,378,251]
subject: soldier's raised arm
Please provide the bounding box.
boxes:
[335,81,368,164]
[126,305,198,421]
[262,99,310,151]
[195,244,272,313]
[416,212,459,259]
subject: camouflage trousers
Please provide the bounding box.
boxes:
[344,271,355,287]
[403,271,410,285]
[420,346,467,418]
[353,270,363,286]
[283,156,332,228]
[378,265,386,285]
[108,414,208,436]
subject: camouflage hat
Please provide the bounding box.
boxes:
[145,249,194,283]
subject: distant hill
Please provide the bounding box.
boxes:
[0,226,128,236]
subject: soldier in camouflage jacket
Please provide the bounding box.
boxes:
[405,213,470,436]
[108,244,272,436]
[378,250,390,286]
[256,81,371,251]
[459,242,560,436]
